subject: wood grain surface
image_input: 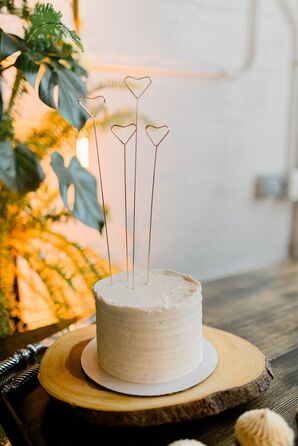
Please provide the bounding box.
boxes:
[38,325,272,426]
[0,260,297,445]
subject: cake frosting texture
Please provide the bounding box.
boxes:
[93,269,203,384]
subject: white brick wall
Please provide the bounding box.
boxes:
[9,0,298,281]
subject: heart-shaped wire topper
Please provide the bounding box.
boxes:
[111,123,137,145]
[78,95,106,119]
[145,125,169,147]
[124,76,152,99]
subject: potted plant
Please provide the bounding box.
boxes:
[0,1,127,335]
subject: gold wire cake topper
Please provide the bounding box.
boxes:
[78,95,113,284]
[111,123,137,280]
[145,125,170,284]
[123,76,152,288]
[78,77,169,288]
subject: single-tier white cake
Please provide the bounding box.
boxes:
[93,269,203,384]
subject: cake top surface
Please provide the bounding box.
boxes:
[93,269,201,310]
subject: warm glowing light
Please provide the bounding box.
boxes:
[76,136,89,168]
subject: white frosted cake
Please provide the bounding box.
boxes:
[93,269,203,384]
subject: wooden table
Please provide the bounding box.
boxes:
[0,261,297,445]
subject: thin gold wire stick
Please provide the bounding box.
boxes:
[145,125,169,284]
[78,95,113,284]
[111,123,136,281]
[132,98,138,288]
[124,142,129,280]
[146,146,157,285]
[124,76,152,288]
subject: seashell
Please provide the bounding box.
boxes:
[235,408,294,446]
[167,440,207,446]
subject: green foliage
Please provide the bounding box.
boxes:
[0,2,88,132]
[0,30,24,60]
[0,0,95,218]
[0,0,30,19]
[25,3,83,51]
[0,1,109,335]
[0,180,111,336]
[0,75,133,335]
[51,152,104,231]
[25,109,77,158]
[0,2,137,335]
[0,113,13,140]
[0,423,8,445]
[0,141,45,193]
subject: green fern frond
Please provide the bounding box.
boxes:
[0,0,30,19]
[89,80,126,93]
[24,252,72,316]
[7,71,25,115]
[30,3,62,26]
[33,230,103,284]
[68,30,83,52]
[25,110,76,158]
[25,3,83,51]
[17,268,57,314]
[0,66,135,332]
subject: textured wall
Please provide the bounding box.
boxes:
[6,0,295,281]
[60,0,292,281]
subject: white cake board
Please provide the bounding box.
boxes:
[81,337,218,396]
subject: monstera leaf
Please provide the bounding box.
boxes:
[0,30,24,61]
[0,141,45,193]
[37,61,88,129]
[14,52,40,88]
[50,152,104,231]
[0,28,88,130]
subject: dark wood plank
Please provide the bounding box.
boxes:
[203,261,298,359]
[0,319,76,362]
[8,346,297,446]
[0,261,297,445]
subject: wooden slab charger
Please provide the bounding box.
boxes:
[38,325,273,426]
